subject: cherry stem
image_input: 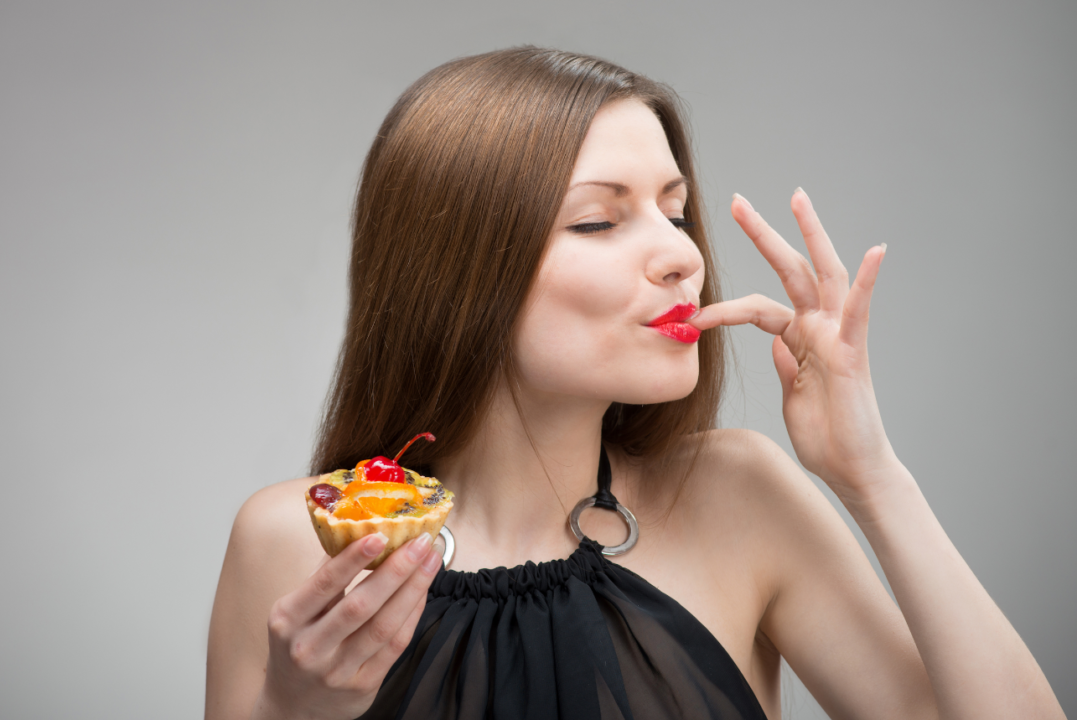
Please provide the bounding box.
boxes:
[393,432,436,463]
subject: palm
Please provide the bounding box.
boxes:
[693,190,893,499]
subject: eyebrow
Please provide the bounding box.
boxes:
[567,175,688,197]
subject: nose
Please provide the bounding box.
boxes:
[645,215,704,286]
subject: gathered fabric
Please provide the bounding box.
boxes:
[360,539,767,720]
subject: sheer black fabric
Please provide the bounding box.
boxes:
[360,539,767,719]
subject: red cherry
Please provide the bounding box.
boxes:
[364,456,405,484]
[309,483,342,510]
[358,433,437,484]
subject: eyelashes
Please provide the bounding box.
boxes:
[569,221,615,235]
[568,218,696,235]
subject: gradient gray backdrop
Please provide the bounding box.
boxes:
[1,1,1074,718]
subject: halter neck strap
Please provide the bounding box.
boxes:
[569,445,639,556]
[593,446,619,511]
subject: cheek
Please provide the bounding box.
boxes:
[518,245,633,364]
[543,241,632,310]
[513,244,700,403]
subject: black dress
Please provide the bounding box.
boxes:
[360,541,769,719]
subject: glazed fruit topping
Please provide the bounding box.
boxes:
[343,481,424,503]
[334,482,425,519]
[358,432,436,484]
[364,456,405,484]
[309,483,342,510]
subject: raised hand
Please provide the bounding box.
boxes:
[692,189,897,503]
[253,532,442,720]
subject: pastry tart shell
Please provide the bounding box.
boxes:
[306,491,453,569]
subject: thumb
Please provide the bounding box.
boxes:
[772,335,798,401]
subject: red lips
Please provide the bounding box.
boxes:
[648,303,701,344]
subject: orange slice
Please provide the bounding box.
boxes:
[342,481,423,506]
[357,497,406,516]
[332,497,373,520]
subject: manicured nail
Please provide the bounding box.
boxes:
[407,532,432,561]
[732,192,754,211]
[880,242,888,254]
[364,532,388,557]
[422,543,443,573]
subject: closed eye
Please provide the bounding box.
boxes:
[568,221,615,235]
[569,218,695,235]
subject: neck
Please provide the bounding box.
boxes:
[433,377,610,567]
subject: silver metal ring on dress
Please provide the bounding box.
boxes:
[569,497,639,556]
[437,525,455,568]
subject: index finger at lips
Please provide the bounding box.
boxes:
[791,188,849,313]
[691,296,794,336]
[732,194,820,312]
[278,532,389,625]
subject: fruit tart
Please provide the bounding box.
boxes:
[306,433,453,569]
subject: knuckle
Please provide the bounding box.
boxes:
[266,602,292,639]
[352,672,382,698]
[323,665,354,690]
[820,266,849,283]
[367,616,397,645]
[388,629,413,655]
[310,567,338,597]
[340,595,373,626]
[288,640,315,670]
[385,556,415,583]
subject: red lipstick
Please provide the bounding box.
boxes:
[648,303,701,344]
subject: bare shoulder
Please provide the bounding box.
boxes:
[233,478,324,556]
[629,429,856,587]
[219,477,328,606]
[692,427,805,488]
[633,428,824,523]
[206,477,327,719]
[692,428,857,549]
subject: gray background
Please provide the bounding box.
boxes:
[1,1,1074,718]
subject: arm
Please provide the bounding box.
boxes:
[693,190,1064,719]
[206,480,441,720]
[845,461,1059,719]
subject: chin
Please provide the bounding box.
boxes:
[616,360,700,405]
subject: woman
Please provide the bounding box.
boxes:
[206,47,1064,719]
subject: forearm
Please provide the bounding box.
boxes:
[844,463,1064,720]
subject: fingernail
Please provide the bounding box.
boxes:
[364,532,388,557]
[794,186,805,196]
[407,532,432,561]
[422,544,443,573]
[880,242,888,254]
[732,192,754,211]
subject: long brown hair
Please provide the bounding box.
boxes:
[312,47,725,479]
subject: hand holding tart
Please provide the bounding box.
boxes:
[306,433,454,569]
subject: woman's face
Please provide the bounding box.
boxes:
[514,99,706,406]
